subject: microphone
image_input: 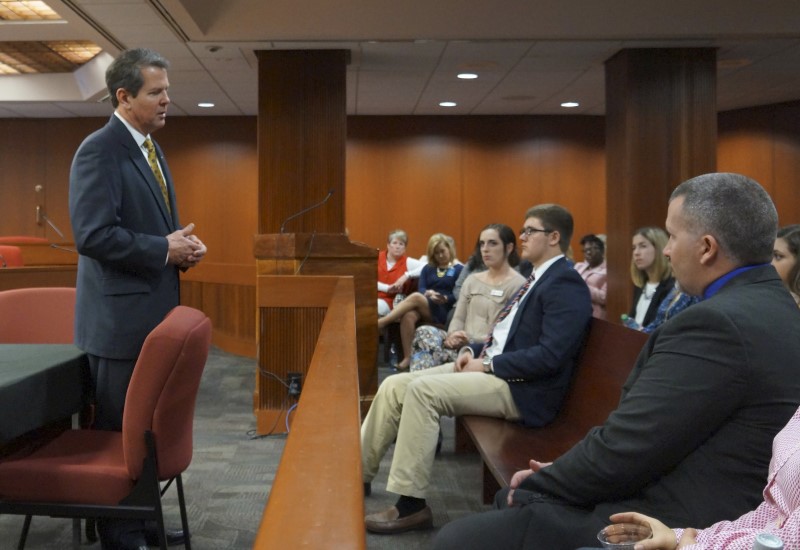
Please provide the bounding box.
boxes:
[50,244,77,254]
[0,254,5,268]
[279,190,335,234]
[36,206,66,238]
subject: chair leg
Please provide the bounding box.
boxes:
[71,518,81,549]
[17,515,31,550]
[176,474,191,550]
[84,518,98,543]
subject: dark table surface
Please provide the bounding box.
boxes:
[0,344,89,443]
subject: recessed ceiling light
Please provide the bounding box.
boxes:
[198,102,215,108]
[561,102,579,108]
[439,101,457,107]
[457,73,478,80]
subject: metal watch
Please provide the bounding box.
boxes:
[482,356,493,373]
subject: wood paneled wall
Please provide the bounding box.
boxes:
[718,101,800,225]
[346,116,607,260]
[2,103,799,356]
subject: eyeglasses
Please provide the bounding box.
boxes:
[519,227,551,237]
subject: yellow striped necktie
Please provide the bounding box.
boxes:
[143,138,171,214]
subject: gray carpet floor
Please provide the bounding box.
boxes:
[0,346,491,549]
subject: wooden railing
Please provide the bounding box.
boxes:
[253,276,365,549]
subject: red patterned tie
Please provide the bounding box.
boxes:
[479,274,535,357]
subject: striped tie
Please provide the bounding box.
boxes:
[479,273,535,357]
[143,138,171,214]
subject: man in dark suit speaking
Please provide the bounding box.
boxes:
[434,173,800,550]
[362,204,592,534]
[69,48,206,550]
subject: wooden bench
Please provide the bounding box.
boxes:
[456,318,648,503]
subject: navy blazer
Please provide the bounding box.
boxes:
[473,257,592,427]
[69,115,181,360]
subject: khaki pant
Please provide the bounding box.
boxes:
[361,363,521,498]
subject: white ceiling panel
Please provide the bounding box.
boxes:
[0,1,798,117]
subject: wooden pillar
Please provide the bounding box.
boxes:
[255,49,348,234]
[605,48,717,321]
[253,50,378,434]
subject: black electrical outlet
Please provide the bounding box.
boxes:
[287,372,302,397]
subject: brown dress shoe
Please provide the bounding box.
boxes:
[365,505,433,534]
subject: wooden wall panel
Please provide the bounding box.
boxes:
[347,116,607,262]
[719,102,800,225]
[157,117,259,266]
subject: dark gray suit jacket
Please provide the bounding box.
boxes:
[520,264,800,534]
[69,115,181,360]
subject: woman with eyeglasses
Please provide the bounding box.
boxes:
[409,224,525,371]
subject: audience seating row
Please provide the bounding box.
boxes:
[455,318,648,503]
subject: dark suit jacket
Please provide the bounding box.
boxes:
[472,257,592,427]
[629,277,674,327]
[69,115,181,360]
[522,265,800,531]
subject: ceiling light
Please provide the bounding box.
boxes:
[439,101,457,107]
[457,73,478,80]
[561,102,579,108]
[0,1,61,20]
[198,102,215,108]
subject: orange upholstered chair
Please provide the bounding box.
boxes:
[0,287,76,344]
[0,245,23,268]
[0,305,212,550]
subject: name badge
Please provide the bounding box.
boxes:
[490,289,504,297]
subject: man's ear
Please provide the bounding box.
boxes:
[116,88,130,109]
[548,230,561,249]
[699,234,719,266]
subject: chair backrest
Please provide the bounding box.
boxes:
[0,287,76,343]
[122,305,212,480]
[0,245,24,268]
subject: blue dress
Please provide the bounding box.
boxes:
[418,263,463,325]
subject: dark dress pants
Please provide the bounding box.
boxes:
[433,488,608,550]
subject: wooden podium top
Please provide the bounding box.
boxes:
[253,233,376,261]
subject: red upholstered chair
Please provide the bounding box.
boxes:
[0,287,76,344]
[0,245,23,268]
[0,305,212,550]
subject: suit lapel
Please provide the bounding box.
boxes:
[111,117,176,230]
[506,258,563,337]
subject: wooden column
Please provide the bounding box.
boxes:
[255,49,348,234]
[605,48,717,321]
[253,50,377,433]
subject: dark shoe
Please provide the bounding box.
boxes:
[365,505,433,534]
[143,523,187,546]
[364,482,371,496]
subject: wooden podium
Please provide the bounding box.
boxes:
[253,233,377,434]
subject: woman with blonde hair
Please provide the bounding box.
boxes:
[629,227,675,327]
[378,233,463,370]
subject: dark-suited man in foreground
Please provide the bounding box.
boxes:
[69,48,205,550]
[434,173,800,550]
[362,204,592,534]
